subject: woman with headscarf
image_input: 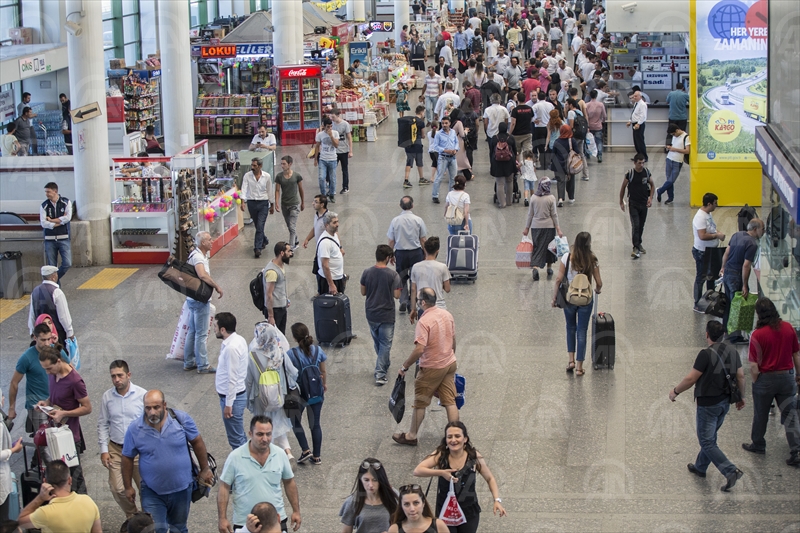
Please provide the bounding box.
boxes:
[551,124,576,207]
[489,122,518,208]
[449,107,473,182]
[523,178,564,281]
[245,321,299,466]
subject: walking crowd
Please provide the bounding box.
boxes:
[1,2,799,533]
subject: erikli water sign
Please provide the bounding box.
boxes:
[695,0,767,163]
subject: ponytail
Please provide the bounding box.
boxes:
[291,322,314,357]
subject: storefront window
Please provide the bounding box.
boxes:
[760,184,800,327]
[0,0,21,37]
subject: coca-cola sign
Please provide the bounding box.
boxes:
[282,66,321,78]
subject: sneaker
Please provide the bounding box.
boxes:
[183,365,197,371]
[254,250,261,258]
[524,199,529,207]
[631,247,641,259]
[375,376,389,386]
[638,246,646,254]
[557,199,564,207]
[328,195,335,203]
[581,176,589,181]
[399,302,407,313]
[787,453,800,467]
[721,468,743,492]
[432,197,440,204]
[418,178,431,185]
[403,180,413,188]
[547,267,553,277]
[312,456,322,465]
[657,192,662,203]
[340,188,349,194]
[693,305,706,314]
[597,156,602,163]
[665,199,674,205]
[197,366,217,374]
[297,450,313,464]
[568,199,575,204]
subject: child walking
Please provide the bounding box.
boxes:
[396,82,410,117]
[521,150,538,206]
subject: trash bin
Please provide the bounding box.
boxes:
[0,251,23,299]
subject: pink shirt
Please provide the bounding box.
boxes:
[414,307,456,369]
[538,68,550,94]
[585,99,607,131]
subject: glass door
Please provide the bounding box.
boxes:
[281,78,301,131]
[301,77,320,131]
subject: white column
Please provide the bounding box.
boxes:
[66,0,111,264]
[395,0,409,46]
[348,0,365,21]
[158,0,194,155]
[273,0,304,65]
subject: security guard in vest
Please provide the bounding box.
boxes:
[40,182,72,281]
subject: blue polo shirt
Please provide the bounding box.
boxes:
[220,442,293,524]
[667,90,689,121]
[122,409,197,495]
[15,346,69,409]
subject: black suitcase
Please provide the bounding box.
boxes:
[314,293,354,347]
[446,232,479,283]
[21,443,43,506]
[591,295,615,370]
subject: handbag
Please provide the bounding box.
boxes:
[567,138,584,175]
[516,234,534,269]
[388,375,406,423]
[158,254,213,303]
[438,479,467,527]
[698,285,728,318]
[282,358,303,415]
[168,408,217,503]
[555,255,570,309]
[711,346,743,404]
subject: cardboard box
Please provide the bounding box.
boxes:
[9,27,33,45]
[135,60,148,70]
[109,58,126,69]
[213,29,226,39]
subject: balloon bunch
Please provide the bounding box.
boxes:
[202,207,217,222]
[232,191,242,205]
[218,195,234,213]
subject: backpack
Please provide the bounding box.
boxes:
[494,136,513,161]
[291,346,324,405]
[472,35,485,54]
[250,353,283,410]
[737,204,756,231]
[445,192,467,226]
[626,167,651,194]
[571,111,588,139]
[249,269,266,312]
[567,269,593,306]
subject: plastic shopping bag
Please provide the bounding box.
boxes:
[438,479,467,527]
[454,373,466,409]
[586,133,598,158]
[65,337,81,370]
[388,376,406,423]
[727,292,758,334]
[516,234,534,269]
[45,425,79,467]
[167,302,215,360]
[549,235,569,257]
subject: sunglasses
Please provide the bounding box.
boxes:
[362,460,382,471]
[399,484,423,493]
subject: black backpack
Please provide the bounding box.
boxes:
[249,269,266,312]
[737,204,756,231]
[571,111,588,140]
[291,346,324,405]
[472,35,485,54]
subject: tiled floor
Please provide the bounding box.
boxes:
[1,96,798,532]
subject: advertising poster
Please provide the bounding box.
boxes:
[348,42,368,66]
[696,0,768,162]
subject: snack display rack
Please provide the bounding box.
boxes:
[194,94,262,136]
[124,71,162,135]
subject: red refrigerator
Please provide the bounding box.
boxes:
[274,65,322,146]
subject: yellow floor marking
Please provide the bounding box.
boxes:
[78,268,138,290]
[0,294,30,323]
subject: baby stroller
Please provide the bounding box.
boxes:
[493,174,522,204]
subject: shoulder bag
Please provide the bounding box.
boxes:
[711,347,743,404]
[567,138,584,175]
[555,254,570,309]
[168,408,217,502]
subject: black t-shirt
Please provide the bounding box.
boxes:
[510,105,533,135]
[360,266,402,324]
[625,168,651,206]
[724,230,759,275]
[693,342,741,406]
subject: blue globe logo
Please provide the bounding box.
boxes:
[708,0,748,40]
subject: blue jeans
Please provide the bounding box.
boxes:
[369,321,395,379]
[750,371,800,453]
[657,159,683,202]
[433,155,458,199]
[457,48,469,61]
[219,392,247,449]
[184,299,210,371]
[425,95,438,123]
[692,248,713,305]
[140,482,192,533]
[318,159,337,196]
[290,401,323,458]
[693,399,736,476]
[448,219,473,235]
[590,129,603,159]
[563,302,593,361]
[247,199,270,252]
[45,238,72,281]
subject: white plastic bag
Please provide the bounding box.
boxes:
[585,133,598,158]
[438,479,467,526]
[548,236,569,257]
[46,425,79,467]
[167,302,215,360]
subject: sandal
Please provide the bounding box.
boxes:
[392,432,418,446]
[575,368,585,376]
[566,361,575,373]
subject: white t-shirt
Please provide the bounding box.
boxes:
[445,190,471,220]
[668,133,689,163]
[549,27,563,41]
[571,35,583,54]
[317,233,344,279]
[693,209,719,251]
[410,260,451,308]
[486,39,499,58]
[427,131,437,153]
[250,133,276,150]
[560,252,591,283]
[482,104,510,138]
[315,129,340,162]
[564,18,577,34]
[187,249,210,301]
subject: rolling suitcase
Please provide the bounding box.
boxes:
[447,232,479,283]
[314,293,354,347]
[591,294,615,370]
[20,443,43,506]
[8,472,20,520]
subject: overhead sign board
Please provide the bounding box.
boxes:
[19,55,52,80]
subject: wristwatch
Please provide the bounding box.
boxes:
[495,498,502,503]
[401,366,409,373]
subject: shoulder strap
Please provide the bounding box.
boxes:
[250,352,265,374]
[315,235,340,255]
[710,345,732,377]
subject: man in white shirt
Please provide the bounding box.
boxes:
[692,193,726,311]
[532,92,555,167]
[557,59,576,85]
[532,22,547,42]
[579,54,596,82]
[492,47,511,73]
[214,312,250,449]
[469,15,482,34]
[571,31,584,57]
[626,90,648,162]
[317,211,345,295]
[434,84,462,121]
[485,33,499,60]
[249,125,276,152]
[241,157,274,258]
[464,24,475,53]
[98,360,146,522]
[483,93,511,139]
[424,66,442,124]
[549,25,563,49]
[656,123,690,205]
[628,66,643,86]
[438,40,454,69]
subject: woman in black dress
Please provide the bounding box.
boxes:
[489,122,518,208]
[413,422,507,533]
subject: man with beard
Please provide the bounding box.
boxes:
[262,242,294,334]
[213,312,250,450]
[122,390,214,533]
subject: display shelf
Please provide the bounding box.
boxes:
[123,73,162,135]
[110,208,174,264]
